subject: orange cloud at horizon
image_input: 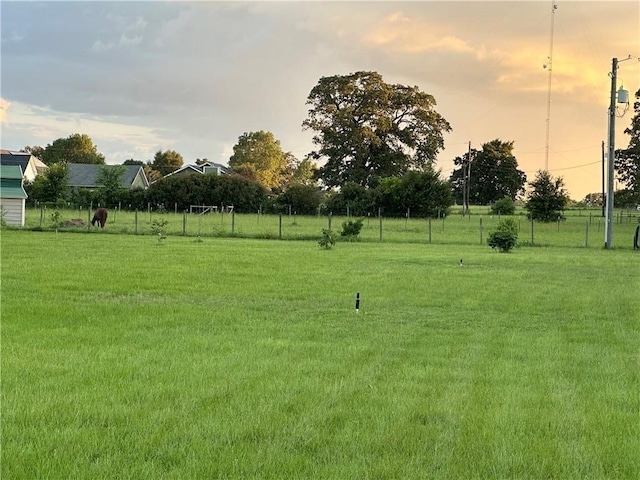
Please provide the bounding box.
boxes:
[0,97,10,125]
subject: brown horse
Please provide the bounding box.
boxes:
[91,208,108,228]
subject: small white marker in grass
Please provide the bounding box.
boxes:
[355,292,360,313]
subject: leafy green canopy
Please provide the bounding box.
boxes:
[146,173,268,212]
[525,170,569,222]
[450,139,526,205]
[150,150,184,177]
[615,88,640,204]
[229,131,293,192]
[94,165,127,206]
[303,71,451,188]
[25,162,69,203]
[40,133,105,165]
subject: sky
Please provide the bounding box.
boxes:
[1,0,639,200]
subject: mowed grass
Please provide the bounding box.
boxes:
[1,230,639,478]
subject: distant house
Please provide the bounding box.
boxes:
[0,165,28,226]
[67,163,149,190]
[161,162,233,180]
[0,150,47,182]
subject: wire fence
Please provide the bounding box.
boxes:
[23,205,640,250]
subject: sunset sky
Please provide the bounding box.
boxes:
[1,0,639,200]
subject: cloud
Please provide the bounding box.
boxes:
[363,12,475,55]
[0,1,638,199]
[0,97,10,125]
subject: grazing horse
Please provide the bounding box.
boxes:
[91,208,108,229]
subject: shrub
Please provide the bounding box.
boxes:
[277,184,324,215]
[319,229,335,250]
[151,218,168,243]
[491,196,515,215]
[340,218,363,241]
[487,218,518,252]
[49,210,62,229]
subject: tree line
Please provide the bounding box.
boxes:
[20,72,640,220]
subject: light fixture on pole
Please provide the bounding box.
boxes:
[605,56,631,249]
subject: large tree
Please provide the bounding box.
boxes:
[39,133,105,165]
[525,170,569,221]
[450,139,526,205]
[290,157,318,186]
[150,149,183,177]
[615,88,640,204]
[228,131,291,192]
[302,71,451,189]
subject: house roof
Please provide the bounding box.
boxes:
[0,165,28,199]
[162,161,233,180]
[67,163,149,189]
[0,150,47,176]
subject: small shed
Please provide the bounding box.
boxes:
[0,165,28,226]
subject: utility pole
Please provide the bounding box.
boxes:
[466,144,472,215]
[462,141,473,215]
[462,150,467,215]
[601,140,605,217]
[605,58,617,249]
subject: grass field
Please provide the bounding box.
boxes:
[1,229,639,478]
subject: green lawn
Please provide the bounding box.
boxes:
[1,230,639,478]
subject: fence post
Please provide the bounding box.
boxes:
[584,221,589,248]
[328,212,332,231]
[232,211,236,237]
[530,217,534,246]
[183,212,187,236]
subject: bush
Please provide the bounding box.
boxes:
[319,229,335,250]
[487,218,518,252]
[340,218,363,241]
[491,196,515,215]
[150,218,168,243]
[277,184,324,215]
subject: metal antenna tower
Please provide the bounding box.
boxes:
[544,0,558,171]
